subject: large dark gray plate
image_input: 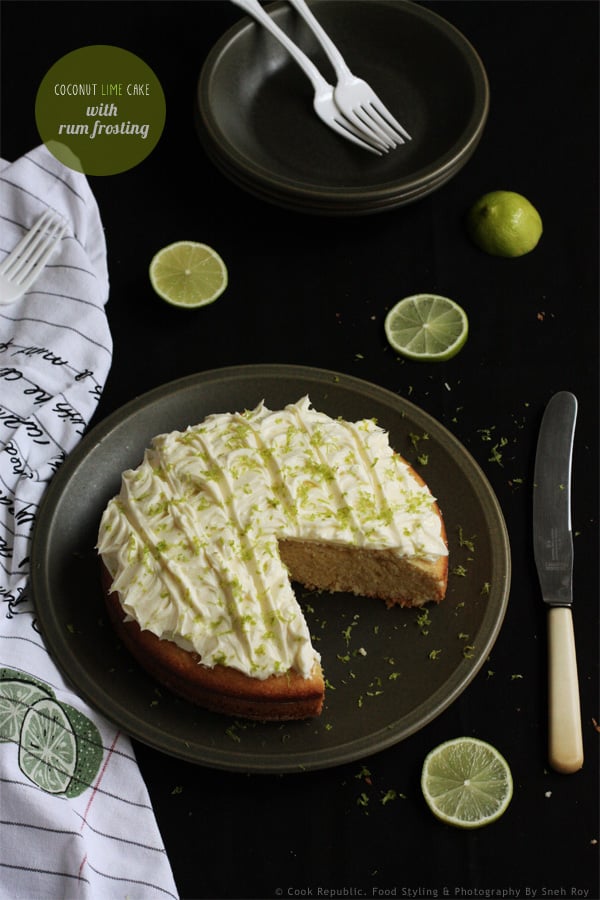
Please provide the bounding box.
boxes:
[196,0,489,214]
[30,365,510,773]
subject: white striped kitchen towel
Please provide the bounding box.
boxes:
[0,145,178,899]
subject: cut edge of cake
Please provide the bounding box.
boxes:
[97,397,449,721]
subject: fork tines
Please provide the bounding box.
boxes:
[0,210,67,285]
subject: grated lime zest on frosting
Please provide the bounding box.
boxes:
[98,397,447,680]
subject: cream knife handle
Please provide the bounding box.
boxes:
[548,606,584,773]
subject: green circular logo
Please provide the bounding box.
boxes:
[35,45,166,176]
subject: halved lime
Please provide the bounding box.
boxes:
[384,294,468,361]
[149,241,228,308]
[0,679,53,743]
[19,698,77,794]
[421,736,513,828]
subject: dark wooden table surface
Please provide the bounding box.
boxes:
[1,2,598,898]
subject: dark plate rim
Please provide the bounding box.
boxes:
[196,128,476,215]
[197,0,490,205]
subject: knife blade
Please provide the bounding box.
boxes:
[533,391,583,773]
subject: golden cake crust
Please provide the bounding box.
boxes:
[102,565,325,721]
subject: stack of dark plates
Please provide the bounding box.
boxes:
[196,0,489,216]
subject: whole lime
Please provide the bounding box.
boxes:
[466,190,543,257]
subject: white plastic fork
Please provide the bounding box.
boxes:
[0,210,67,305]
[286,0,411,148]
[230,0,388,154]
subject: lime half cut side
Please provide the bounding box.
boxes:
[19,698,77,794]
[149,241,228,308]
[421,737,513,829]
[0,680,53,743]
[385,294,468,361]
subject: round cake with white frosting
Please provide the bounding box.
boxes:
[98,397,448,720]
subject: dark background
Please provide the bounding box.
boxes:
[1,2,598,898]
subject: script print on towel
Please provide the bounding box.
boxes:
[0,343,106,799]
[0,338,104,616]
[0,239,111,802]
[0,146,179,898]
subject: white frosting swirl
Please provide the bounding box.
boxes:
[98,397,447,679]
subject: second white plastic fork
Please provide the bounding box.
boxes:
[0,210,66,305]
[287,0,411,148]
[230,0,388,154]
